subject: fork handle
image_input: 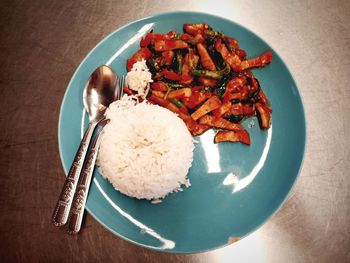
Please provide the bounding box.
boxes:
[52,122,96,226]
[67,129,103,234]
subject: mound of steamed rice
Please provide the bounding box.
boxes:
[97,96,194,201]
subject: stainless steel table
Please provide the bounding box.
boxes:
[0,0,349,262]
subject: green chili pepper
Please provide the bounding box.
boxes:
[191,63,231,80]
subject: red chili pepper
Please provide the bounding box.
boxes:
[229,103,244,115]
[179,106,189,115]
[242,104,255,116]
[182,90,211,109]
[215,38,242,71]
[235,49,247,60]
[258,90,269,105]
[162,51,175,66]
[180,52,194,85]
[126,47,152,71]
[239,51,273,71]
[151,82,169,92]
[180,33,205,45]
[140,33,167,47]
[198,77,217,87]
[180,33,194,41]
[225,36,239,50]
[165,30,177,39]
[160,69,181,81]
[140,37,151,47]
[154,40,189,52]
[183,24,209,36]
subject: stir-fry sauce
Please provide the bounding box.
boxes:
[125,23,273,145]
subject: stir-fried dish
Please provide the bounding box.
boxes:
[124,23,273,145]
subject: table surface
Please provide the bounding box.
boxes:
[0,0,349,262]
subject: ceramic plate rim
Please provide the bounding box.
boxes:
[58,11,307,253]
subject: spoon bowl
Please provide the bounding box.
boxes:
[83,66,120,122]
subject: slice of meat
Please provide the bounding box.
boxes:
[191,96,222,121]
[214,130,251,145]
[199,115,243,131]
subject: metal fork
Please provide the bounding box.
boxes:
[119,75,124,98]
[66,75,125,234]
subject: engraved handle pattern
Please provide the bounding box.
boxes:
[67,130,103,234]
[52,122,96,226]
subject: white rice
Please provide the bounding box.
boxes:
[97,96,194,201]
[125,59,153,97]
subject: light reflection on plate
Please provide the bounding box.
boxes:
[106,23,154,66]
[223,125,272,193]
[199,130,221,173]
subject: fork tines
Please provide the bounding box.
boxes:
[118,75,125,99]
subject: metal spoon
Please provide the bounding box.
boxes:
[66,119,109,234]
[52,65,120,227]
[67,76,124,234]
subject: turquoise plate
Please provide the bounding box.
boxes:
[58,11,306,253]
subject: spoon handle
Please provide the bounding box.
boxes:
[52,122,96,226]
[67,121,106,234]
